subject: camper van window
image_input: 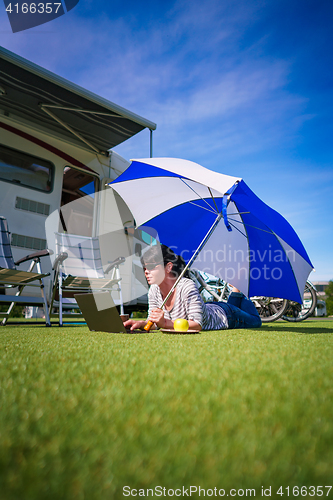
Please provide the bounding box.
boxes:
[0,144,53,192]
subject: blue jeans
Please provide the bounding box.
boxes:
[209,292,262,329]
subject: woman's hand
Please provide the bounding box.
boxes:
[147,308,168,329]
[123,319,147,331]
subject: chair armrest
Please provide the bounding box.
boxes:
[52,252,68,271]
[105,256,126,274]
[15,249,54,266]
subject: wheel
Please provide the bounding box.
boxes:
[250,296,289,323]
[282,281,317,322]
[189,269,230,302]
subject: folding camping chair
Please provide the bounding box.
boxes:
[49,232,125,326]
[0,216,51,326]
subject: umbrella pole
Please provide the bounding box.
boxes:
[144,213,222,331]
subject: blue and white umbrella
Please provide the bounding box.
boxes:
[110,158,313,303]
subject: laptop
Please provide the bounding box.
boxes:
[74,292,142,333]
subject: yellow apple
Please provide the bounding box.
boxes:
[173,318,189,332]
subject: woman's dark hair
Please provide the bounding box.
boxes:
[141,244,189,278]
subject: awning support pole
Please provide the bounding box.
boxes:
[150,129,153,158]
[40,105,101,154]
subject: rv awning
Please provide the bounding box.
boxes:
[0,46,156,155]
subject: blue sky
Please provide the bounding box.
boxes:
[1,0,332,281]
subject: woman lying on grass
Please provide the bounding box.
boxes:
[124,245,262,332]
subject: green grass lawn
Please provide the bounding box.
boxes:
[0,320,332,499]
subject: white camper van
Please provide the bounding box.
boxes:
[0,46,156,315]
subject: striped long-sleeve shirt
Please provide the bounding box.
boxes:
[148,278,228,331]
